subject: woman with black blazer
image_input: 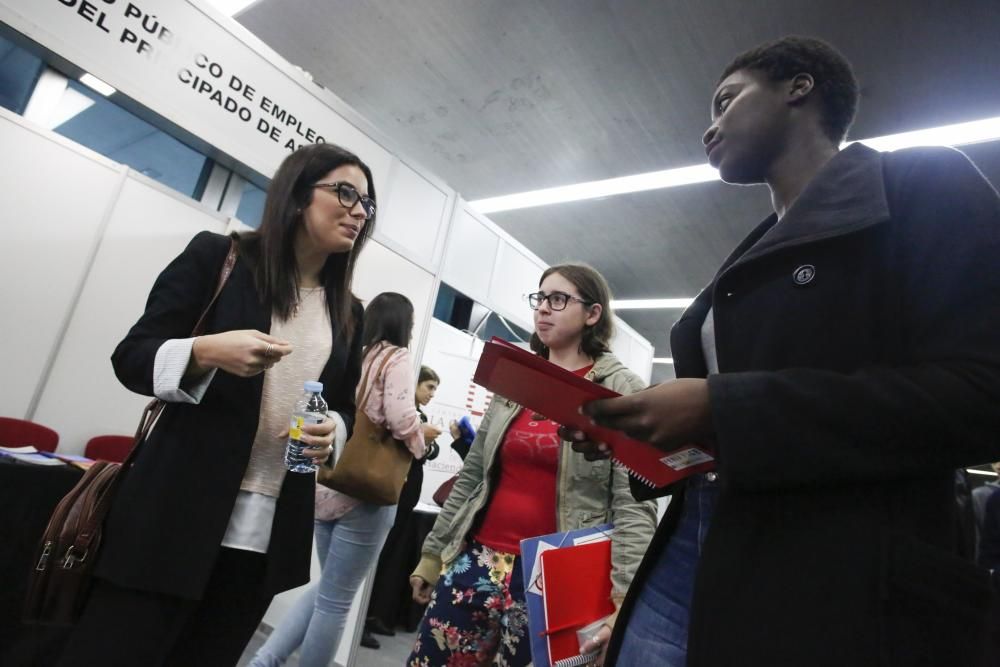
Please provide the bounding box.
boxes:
[59,143,378,667]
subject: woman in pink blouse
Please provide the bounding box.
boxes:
[250,292,425,667]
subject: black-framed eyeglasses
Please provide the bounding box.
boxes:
[313,181,376,221]
[527,291,592,311]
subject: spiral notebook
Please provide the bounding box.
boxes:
[521,524,615,667]
[473,337,715,487]
[553,651,601,667]
[540,540,616,664]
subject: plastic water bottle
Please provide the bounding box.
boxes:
[285,381,328,473]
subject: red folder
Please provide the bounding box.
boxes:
[473,337,715,487]
[539,540,615,663]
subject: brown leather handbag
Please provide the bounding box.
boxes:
[23,239,238,626]
[431,473,459,507]
[317,346,413,505]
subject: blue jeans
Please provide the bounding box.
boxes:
[616,474,719,667]
[249,503,396,667]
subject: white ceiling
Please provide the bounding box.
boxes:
[236,0,1000,382]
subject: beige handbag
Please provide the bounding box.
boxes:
[317,346,412,505]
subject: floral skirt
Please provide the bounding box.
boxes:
[407,540,531,667]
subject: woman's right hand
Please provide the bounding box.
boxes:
[410,575,433,604]
[558,426,612,461]
[422,423,443,442]
[190,330,293,377]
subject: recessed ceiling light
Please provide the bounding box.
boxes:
[470,164,718,214]
[79,73,115,97]
[856,116,1000,152]
[469,115,1000,213]
[612,298,694,310]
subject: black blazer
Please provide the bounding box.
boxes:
[608,145,1000,666]
[96,231,364,599]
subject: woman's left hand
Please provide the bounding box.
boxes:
[284,419,336,462]
[578,621,613,666]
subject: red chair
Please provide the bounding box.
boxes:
[0,417,59,452]
[84,435,135,463]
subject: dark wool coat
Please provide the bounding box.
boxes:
[608,144,1000,667]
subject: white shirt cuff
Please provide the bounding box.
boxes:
[328,410,348,462]
[153,338,217,403]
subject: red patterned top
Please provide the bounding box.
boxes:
[474,364,594,554]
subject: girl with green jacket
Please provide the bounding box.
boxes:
[407,264,657,667]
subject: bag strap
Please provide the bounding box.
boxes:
[357,344,403,413]
[125,238,240,468]
[68,238,239,557]
[354,345,381,410]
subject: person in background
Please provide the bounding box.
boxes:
[973,462,1000,553]
[979,463,1000,665]
[566,36,1000,667]
[414,366,446,462]
[59,143,376,667]
[408,264,658,667]
[250,292,426,667]
[362,365,444,649]
[978,463,1000,569]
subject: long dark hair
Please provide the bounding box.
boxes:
[361,292,414,357]
[239,143,376,338]
[529,264,614,359]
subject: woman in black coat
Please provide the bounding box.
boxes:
[570,37,1000,667]
[59,143,378,667]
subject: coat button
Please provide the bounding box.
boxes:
[792,264,816,286]
[706,472,718,482]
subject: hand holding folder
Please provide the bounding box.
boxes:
[540,540,615,664]
[473,337,714,487]
[521,525,616,667]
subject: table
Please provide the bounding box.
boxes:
[0,460,82,666]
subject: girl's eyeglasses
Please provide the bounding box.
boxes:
[527,291,592,311]
[313,181,376,221]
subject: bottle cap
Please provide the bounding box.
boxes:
[304,381,324,393]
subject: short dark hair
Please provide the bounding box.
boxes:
[361,292,413,354]
[418,365,440,385]
[530,264,614,360]
[720,36,859,143]
[240,143,377,337]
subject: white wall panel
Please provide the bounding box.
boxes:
[352,240,436,358]
[632,338,655,384]
[417,319,490,508]
[611,318,654,384]
[375,160,451,269]
[441,208,499,304]
[33,174,226,454]
[488,241,545,331]
[0,113,122,420]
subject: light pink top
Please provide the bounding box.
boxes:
[315,342,426,520]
